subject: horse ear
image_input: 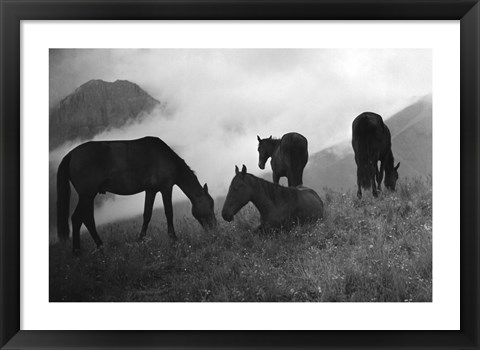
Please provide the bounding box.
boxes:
[241,164,247,175]
[269,135,272,139]
[395,162,400,171]
[257,135,261,142]
[203,183,209,193]
[235,165,240,175]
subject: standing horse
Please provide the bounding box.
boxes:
[221,165,323,231]
[257,132,308,187]
[352,112,400,199]
[57,136,216,254]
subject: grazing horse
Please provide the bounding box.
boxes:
[257,132,308,187]
[57,136,216,254]
[221,165,323,231]
[352,112,400,199]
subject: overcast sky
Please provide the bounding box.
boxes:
[50,49,431,224]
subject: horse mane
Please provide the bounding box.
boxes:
[245,174,298,205]
[261,136,281,144]
[176,157,199,183]
[150,137,200,185]
[261,137,281,154]
[171,153,201,188]
[270,137,281,144]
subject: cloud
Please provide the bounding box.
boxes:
[50,49,432,225]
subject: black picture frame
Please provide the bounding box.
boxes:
[1,0,479,349]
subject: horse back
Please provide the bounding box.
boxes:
[276,132,308,168]
[352,112,391,161]
[70,137,164,170]
[294,186,324,220]
[67,137,180,194]
[280,132,308,153]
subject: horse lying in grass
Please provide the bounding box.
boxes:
[221,165,323,231]
[57,136,216,255]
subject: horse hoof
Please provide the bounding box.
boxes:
[73,249,81,257]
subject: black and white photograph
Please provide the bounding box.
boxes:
[49,48,432,302]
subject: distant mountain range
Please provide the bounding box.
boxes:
[302,94,432,194]
[49,79,160,150]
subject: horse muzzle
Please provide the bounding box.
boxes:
[258,162,265,170]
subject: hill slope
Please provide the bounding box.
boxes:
[50,177,432,302]
[49,79,160,150]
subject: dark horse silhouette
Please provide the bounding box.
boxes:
[257,132,308,187]
[222,165,323,231]
[57,136,216,254]
[352,112,400,199]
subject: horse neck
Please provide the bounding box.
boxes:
[175,166,203,203]
[269,139,281,155]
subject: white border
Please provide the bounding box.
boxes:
[21,21,459,330]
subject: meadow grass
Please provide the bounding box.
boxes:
[49,177,432,302]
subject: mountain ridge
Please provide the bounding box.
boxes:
[49,79,161,150]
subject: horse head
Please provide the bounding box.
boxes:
[385,162,400,191]
[222,165,252,222]
[192,183,217,230]
[257,135,275,170]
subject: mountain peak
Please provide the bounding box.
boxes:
[75,79,143,93]
[84,78,104,85]
[50,79,161,150]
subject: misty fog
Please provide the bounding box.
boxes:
[50,49,432,225]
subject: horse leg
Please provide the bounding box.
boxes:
[81,194,103,249]
[138,190,156,241]
[295,167,304,187]
[356,167,362,199]
[161,187,176,240]
[286,173,292,187]
[272,172,280,185]
[286,169,295,187]
[371,164,378,198]
[376,162,384,191]
[71,200,84,255]
[298,167,305,186]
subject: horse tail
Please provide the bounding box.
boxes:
[57,153,71,241]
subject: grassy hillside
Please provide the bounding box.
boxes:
[50,177,432,302]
